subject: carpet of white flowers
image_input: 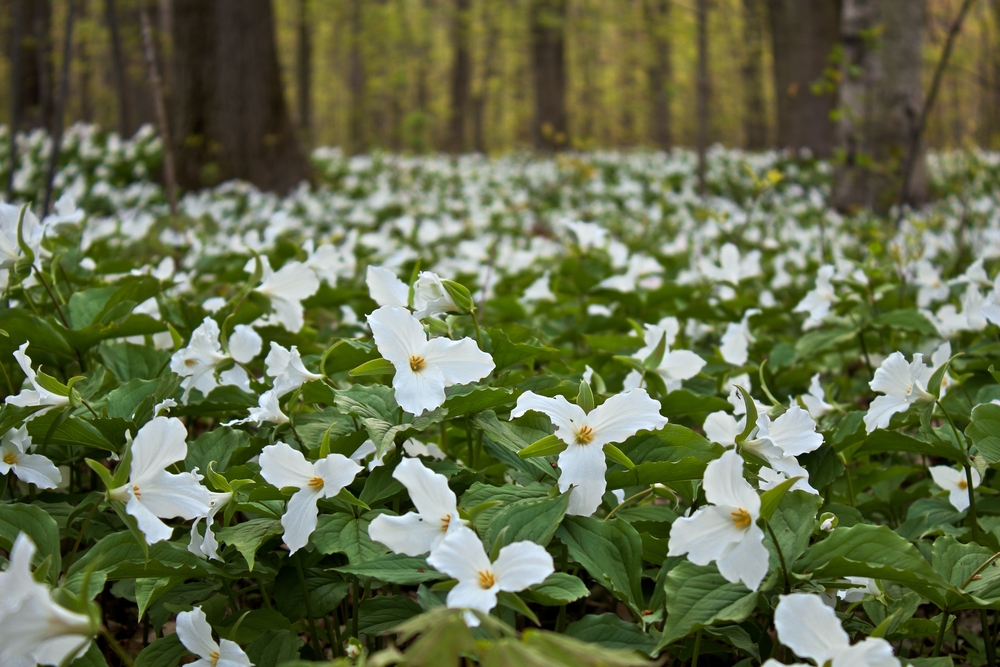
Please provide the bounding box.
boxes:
[2,124,1000,667]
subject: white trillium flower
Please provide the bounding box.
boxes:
[624,320,706,392]
[366,266,460,319]
[793,265,836,330]
[0,534,94,667]
[170,319,261,403]
[368,458,466,556]
[258,442,363,553]
[188,490,233,560]
[226,389,289,427]
[864,351,934,434]
[253,257,320,332]
[766,593,900,667]
[176,606,253,667]
[720,309,760,366]
[511,389,667,516]
[426,526,553,625]
[667,449,769,590]
[799,374,832,419]
[107,417,211,544]
[265,341,322,397]
[402,438,446,459]
[837,577,881,603]
[703,411,745,447]
[929,465,980,512]
[0,203,45,271]
[5,342,70,418]
[367,305,495,416]
[366,265,410,309]
[0,425,61,489]
[349,439,391,470]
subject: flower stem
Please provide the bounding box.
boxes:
[691,629,703,667]
[981,609,997,667]
[470,308,484,349]
[100,627,134,667]
[295,555,324,658]
[765,521,791,595]
[604,488,653,521]
[937,399,981,541]
[962,552,1000,589]
[933,611,949,657]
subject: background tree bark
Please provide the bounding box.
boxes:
[832,0,928,212]
[296,0,312,148]
[645,0,673,150]
[347,0,366,154]
[766,0,840,156]
[695,0,710,192]
[531,0,569,150]
[104,0,131,136]
[742,0,767,149]
[10,0,55,130]
[171,0,308,193]
[448,0,471,152]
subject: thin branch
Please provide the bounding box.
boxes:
[138,0,178,216]
[42,1,76,217]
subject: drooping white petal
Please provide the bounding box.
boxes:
[427,525,492,583]
[715,523,768,590]
[704,411,743,446]
[125,494,175,544]
[657,349,707,382]
[259,442,315,489]
[130,417,189,481]
[758,406,823,457]
[176,607,221,661]
[422,336,495,386]
[392,365,447,416]
[869,352,915,398]
[8,451,62,489]
[774,593,850,665]
[584,389,667,448]
[216,639,254,667]
[833,637,900,667]
[392,458,457,522]
[368,305,425,368]
[281,487,323,553]
[257,261,320,332]
[667,505,745,564]
[366,266,410,308]
[863,394,912,434]
[313,454,363,497]
[703,450,760,516]
[368,512,445,556]
[492,541,554,592]
[511,392,588,445]
[557,443,608,516]
[446,580,497,615]
[228,325,262,364]
[137,470,211,521]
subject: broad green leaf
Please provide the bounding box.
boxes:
[0,503,61,582]
[485,491,570,548]
[858,429,964,461]
[134,634,187,667]
[310,511,389,563]
[758,475,801,521]
[245,629,302,667]
[519,434,567,458]
[656,561,759,648]
[358,595,423,635]
[606,456,708,490]
[349,357,395,376]
[966,402,1000,464]
[563,613,656,654]
[556,516,645,616]
[217,518,283,571]
[523,572,589,606]
[336,553,447,585]
[273,567,350,620]
[794,326,858,360]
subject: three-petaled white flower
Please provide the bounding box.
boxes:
[511,389,667,516]
[930,465,980,512]
[720,309,760,366]
[265,342,322,397]
[793,265,837,330]
[624,318,706,392]
[188,490,233,560]
[864,351,934,434]
[258,442,363,553]
[426,526,553,625]
[0,534,94,667]
[5,342,70,418]
[252,256,320,332]
[764,593,900,667]
[367,305,495,416]
[170,318,261,402]
[108,417,211,544]
[743,406,823,495]
[0,425,61,489]
[176,606,253,667]
[366,266,461,320]
[368,458,465,555]
[799,373,833,418]
[667,449,769,590]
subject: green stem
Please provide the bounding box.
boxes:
[765,521,791,595]
[844,461,856,508]
[62,498,99,575]
[937,399,981,540]
[933,611,949,657]
[962,552,1000,589]
[982,609,997,667]
[100,627,134,667]
[605,488,653,521]
[352,578,360,639]
[470,309,484,349]
[691,629,703,667]
[295,555,323,658]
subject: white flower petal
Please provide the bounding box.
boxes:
[176,607,220,661]
[281,487,323,553]
[493,541,554,592]
[259,442,315,489]
[557,443,608,516]
[863,394,912,434]
[313,454,363,497]
[366,266,410,308]
[130,417,189,480]
[774,593,850,664]
[446,579,497,615]
[368,305,425,367]
[228,325,262,364]
[716,524,768,590]
[667,505,744,564]
[392,458,457,521]
[584,389,667,447]
[510,392,588,444]
[137,470,210,521]
[125,494,175,544]
[422,336,495,386]
[427,526,492,582]
[368,512,445,556]
[392,365,447,416]
[703,450,760,515]
[10,452,62,489]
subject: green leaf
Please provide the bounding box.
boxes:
[602,443,636,476]
[134,634,187,667]
[497,590,540,625]
[310,511,389,563]
[216,518,283,571]
[927,353,960,398]
[358,595,423,635]
[606,456,708,490]
[245,629,302,667]
[519,434,567,458]
[0,503,61,583]
[858,429,964,461]
[556,516,645,616]
[758,475,802,521]
[656,561,759,649]
[966,402,1000,464]
[659,390,732,418]
[735,386,757,444]
[564,614,656,655]
[523,572,589,606]
[99,341,171,383]
[485,492,570,548]
[872,309,938,335]
[322,338,379,376]
[794,524,957,608]
[441,385,515,418]
[441,279,475,313]
[186,426,253,474]
[349,357,396,377]
[273,567,350,620]
[794,326,858,360]
[473,411,558,480]
[336,553,447,585]
[643,333,668,371]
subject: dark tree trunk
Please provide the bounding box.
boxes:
[742,0,768,149]
[645,0,673,149]
[531,0,568,150]
[832,0,928,212]
[104,0,131,136]
[766,0,840,156]
[347,0,366,154]
[76,0,92,123]
[695,0,710,192]
[296,0,312,147]
[448,0,471,152]
[473,0,500,153]
[12,0,55,130]
[171,0,309,193]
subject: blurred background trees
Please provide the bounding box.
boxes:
[0,0,995,208]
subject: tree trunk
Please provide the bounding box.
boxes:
[742,0,767,149]
[766,0,840,156]
[645,0,673,149]
[832,0,928,213]
[104,0,131,136]
[76,0,93,123]
[448,0,471,152]
[347,0,366,154]
[11,0,55,130]
[171,0,309,193]
[296,0,312,147]
[695,0,710,192]
[472,0,500,153]
[531,0,568,150]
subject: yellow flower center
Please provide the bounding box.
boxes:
[731,508,752,529]
[575,425,595,445]
[409,355,426,372]
[132,484,142,499]
[184,357,198,367]
[3,451,18,465]
[957,479,968,490]
[478,569,496,589]
[208,650,220,666]
[308,476,325,490]
[440,513,451,532]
